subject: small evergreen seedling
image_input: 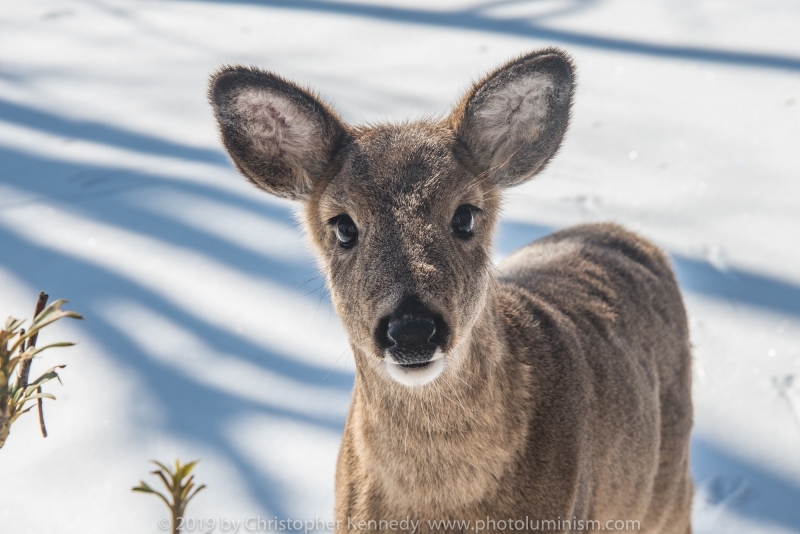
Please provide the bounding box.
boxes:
[133,459,207,534]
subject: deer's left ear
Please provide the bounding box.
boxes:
[448,48,575,188]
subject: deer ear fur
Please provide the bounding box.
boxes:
[449,48,575,188]
[209,66,346,200]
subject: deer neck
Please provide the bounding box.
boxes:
[347,290,532,511]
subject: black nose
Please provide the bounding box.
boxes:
[374,296,450,365]
[387,318,437,364]
[388,318,436,348]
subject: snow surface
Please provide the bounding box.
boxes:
[1,0,799,532]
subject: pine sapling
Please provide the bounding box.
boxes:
[133,459,207,534]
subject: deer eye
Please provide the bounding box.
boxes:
[451,205,475,238]
[335,215,358,248]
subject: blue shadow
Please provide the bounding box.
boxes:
[180,0,800,72]
[692,438,800,530]
[0,121,351,516]
[0,149,325,293]
[672,255,800,318]
[495,219,800,319]
[0,97,228,167]
[0,225,348,518]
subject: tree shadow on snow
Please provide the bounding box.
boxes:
[495,219,800,319]
[0,100,351,517]
[178,0,800,72]
[0,98,228,167]
[692,438,800,531]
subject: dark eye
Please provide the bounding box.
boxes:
[335,215,358,248]
[451,205,475,238]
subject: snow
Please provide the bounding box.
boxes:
[1,0,799,532]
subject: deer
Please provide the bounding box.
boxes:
[209,48,693,534]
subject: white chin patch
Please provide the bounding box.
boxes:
[384,350,445,387]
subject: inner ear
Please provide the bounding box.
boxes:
[209,66,347,200]
[449,48,575,188]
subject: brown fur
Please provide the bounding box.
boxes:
[209,48,693,533]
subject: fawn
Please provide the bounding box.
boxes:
[209,48,693,533]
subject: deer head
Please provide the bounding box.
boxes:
[210,49,574,388]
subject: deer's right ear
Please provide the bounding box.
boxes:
[209,66,347,201]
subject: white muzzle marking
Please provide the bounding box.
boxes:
[384,349,445,387]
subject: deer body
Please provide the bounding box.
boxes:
[210,49,693,533]
[335,223,692,534]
